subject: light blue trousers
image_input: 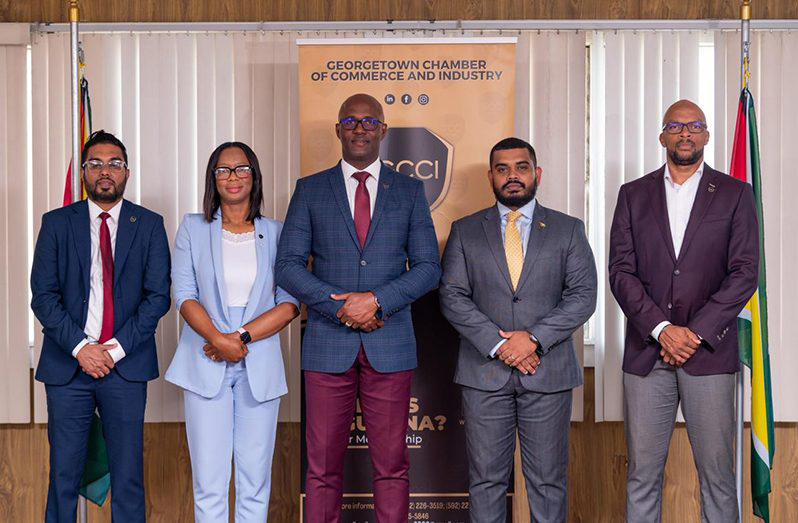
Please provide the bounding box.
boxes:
[184,357,280,523]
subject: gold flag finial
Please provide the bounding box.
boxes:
[741,0,752,21]
[69,0,79,23]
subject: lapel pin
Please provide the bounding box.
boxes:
[708,183,716,193]
[258,234,263,239]
[383,183,390,189]
[538,221,546,230]
[130,216,137,223]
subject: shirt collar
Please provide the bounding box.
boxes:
[341,158,382,182]
[496,198,536,222]
[87,198,123,223]
[664,162,705,188]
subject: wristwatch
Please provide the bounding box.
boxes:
[237,327,252,345]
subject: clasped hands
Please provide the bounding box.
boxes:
[77,343,117,379]
[331,292,384,333]
[204,332,248,363]
[495,330,540,376]
[658,324,701,366]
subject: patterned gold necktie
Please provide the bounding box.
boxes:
[505,210,524,290]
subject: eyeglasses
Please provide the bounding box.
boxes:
[214,165,252,180]
[662,121,707,134]
[338,117,383,131]
[83,159,127,172]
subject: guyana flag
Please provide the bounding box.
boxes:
[729,87,775,521]
[62,73,111,506]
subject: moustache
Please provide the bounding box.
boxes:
[502,181,526,190]
[677,140,695,147]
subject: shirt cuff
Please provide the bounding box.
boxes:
[72,338,90,358]
[489,338,507,358]
[651,321,672,342]
[104,337,126,363]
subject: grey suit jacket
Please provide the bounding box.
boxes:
[439,202,597,393]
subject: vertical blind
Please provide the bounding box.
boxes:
[0,24,30,423]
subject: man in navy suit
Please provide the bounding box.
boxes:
[276,93,441,522]
[31,130,171,522]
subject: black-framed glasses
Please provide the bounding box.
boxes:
[214,165,252,180]
[662,121,707,134]
[83,159,127,172]
[339,117,383,131]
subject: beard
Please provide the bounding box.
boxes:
[493,177,538,209]
[84,175,127,204]
[669,140,704,166]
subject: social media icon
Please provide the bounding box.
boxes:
[401,94,412,105]
[418,94,429,105]
[385,94,395,105]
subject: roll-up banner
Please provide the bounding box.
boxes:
[298,38,517,523]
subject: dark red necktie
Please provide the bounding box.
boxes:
[98,212,114,343]
[353,171,371,248]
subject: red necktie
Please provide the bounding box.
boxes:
[98,212,115,343]
[353,171,371,248]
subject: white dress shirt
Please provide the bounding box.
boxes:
[72,199,126,362]
[222,229,258,307]
[490,199,537,357]
[651,162,704,341]
[341,158,381,217]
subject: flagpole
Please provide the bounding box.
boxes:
[69,4,88,521]
[736,3,751,522]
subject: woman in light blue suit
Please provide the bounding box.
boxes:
[165,142,298,522]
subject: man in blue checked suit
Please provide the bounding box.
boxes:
[275,93,441,523]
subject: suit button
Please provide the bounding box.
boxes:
[513,297,521,303]
[673,269,681,276]
[667,303,672,310]
[360,260,367,266]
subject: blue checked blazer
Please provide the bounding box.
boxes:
[275,161,441,373]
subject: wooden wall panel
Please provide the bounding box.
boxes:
[1,0,797,23]
[1,373,795,521]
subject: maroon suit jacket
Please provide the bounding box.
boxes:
[609,164,759,376]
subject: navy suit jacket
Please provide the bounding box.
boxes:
[609,165,759,376]
[275,162,441,373]
[31,199,171,385]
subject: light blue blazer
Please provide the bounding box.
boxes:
[165,212,298,402]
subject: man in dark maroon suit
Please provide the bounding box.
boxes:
[609,99,759,522]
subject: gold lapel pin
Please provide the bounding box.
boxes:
[538,221,546,230]
[708,183,716,193]
[130,216,137,223]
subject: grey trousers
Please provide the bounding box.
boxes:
[462,371,572,523]
[623,360,737,523]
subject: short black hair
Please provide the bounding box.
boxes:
[81,130,128,166]
[489,137,537,167]
[202,142,264,223]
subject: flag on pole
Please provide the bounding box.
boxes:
[62,70,111,506]
[63,76,92,205]
[729,87,775,522]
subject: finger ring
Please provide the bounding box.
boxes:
[211,355,217,361]
[345,321,352,327]
[508,356,515,361]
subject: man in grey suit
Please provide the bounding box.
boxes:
[440,137,597,523]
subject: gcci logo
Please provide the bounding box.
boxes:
[380,128,453,210]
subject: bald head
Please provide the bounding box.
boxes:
[338,93,385,122]
[662,99,706,128]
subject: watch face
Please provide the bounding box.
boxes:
[239,330,252,344]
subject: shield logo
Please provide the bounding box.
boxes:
[379,127,453,210]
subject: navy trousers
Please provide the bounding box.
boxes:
[45,367,147,523]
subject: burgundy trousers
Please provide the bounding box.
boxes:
[304,347,412,523]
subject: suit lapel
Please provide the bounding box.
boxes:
[677,166,719,260]
[210,211,232,325]
[482,206,514,291]
[515,203,548,293]
[113,200,139,286]
[328,163,361,250]
[363,164,394,251]
[243,218,268,322]
[69,201,91,293]
[649,167,678,263]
